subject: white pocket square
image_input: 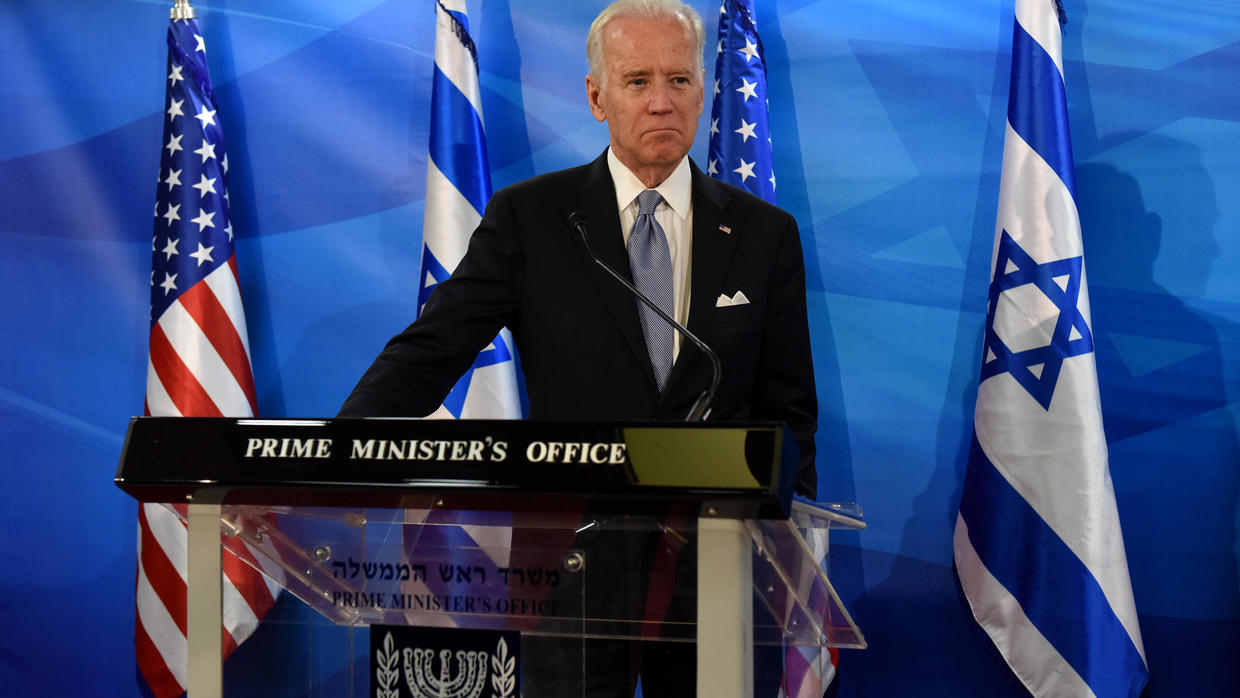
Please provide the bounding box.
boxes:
[715,290,750,307]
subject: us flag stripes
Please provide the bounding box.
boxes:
[777,527,837,698]
[138,11,282,697]
[953,2,1148,697]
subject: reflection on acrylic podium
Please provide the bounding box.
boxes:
[117,417,865,697]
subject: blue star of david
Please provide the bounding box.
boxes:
[420,246,514,418]
[980,231,1094,410]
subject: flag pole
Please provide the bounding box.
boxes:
[166,7,221,696]
[171,0,196,20]
[164,3,223,694]
[164,6,224,696]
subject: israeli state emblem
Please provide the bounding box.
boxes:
[980,231,1095,409]
[373,626,519,698]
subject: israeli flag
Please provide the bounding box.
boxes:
[419,0,520,419]
[953,2,1148,697]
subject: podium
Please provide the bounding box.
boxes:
[117,417,865,697]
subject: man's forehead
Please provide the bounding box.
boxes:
[601,16,697,67]
[602,14,693,49]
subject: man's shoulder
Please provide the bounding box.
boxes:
[494,158,604,202]
[690,164,795,224]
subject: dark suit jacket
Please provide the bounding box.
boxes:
[339,151,818,496]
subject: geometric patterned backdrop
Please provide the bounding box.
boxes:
[1,1,1235,695]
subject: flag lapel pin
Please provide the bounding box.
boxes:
[718,224,732,235]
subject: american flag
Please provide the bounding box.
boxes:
[708,0,776,202]
[137,15,283,697]
[953,2,1147,696]
[778,526,838,697]
[708,2,835,695]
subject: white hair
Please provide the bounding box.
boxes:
[586,0,706,81]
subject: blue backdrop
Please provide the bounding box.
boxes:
[1,1,1236,695]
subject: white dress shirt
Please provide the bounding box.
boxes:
[607,149,693,359]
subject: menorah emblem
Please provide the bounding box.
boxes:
[374,630,515,698]
[402,647,488,698]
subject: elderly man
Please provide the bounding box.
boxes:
[340,0,817,496]
[341,1,817,693]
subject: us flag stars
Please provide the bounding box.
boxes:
[191,173,216,197]
[189,242,214,267]
[707,0,777,202]
[149,19,237,325]
[159,272,178,296]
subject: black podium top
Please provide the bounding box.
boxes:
[115,417,799,518]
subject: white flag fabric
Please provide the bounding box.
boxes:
[418,0,521,420]
[953,2,1147,697]
[397,0,519,641]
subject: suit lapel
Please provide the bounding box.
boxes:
[572,152,658,386]
[664,163,736,394]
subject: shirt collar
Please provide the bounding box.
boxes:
[607,148,692,221]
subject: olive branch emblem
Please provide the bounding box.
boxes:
[375,632,400,698]
[490,637,515,698]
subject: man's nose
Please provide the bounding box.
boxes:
[647,83,674,113]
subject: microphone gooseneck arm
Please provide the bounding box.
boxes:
[567,212,721,422]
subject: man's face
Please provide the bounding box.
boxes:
[586,15,704,186]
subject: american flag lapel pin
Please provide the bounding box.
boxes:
[718,224,732,235]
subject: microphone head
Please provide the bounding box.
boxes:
[566,211,587,232]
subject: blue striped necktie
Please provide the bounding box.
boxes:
[627,189,675,391]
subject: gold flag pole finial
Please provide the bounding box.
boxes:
[171,0,197,20]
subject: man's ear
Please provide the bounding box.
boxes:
[586,74,607,123]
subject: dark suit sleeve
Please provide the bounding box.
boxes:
[754,216,818,498]
[337,190,523,417]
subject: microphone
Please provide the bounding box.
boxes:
[567,212,721,422]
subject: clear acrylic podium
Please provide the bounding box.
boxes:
[117,417,865,697]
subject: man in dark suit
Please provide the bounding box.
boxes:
[340,0,817,496]
[341,2,816,692]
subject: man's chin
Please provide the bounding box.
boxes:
[637,143,690,167]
